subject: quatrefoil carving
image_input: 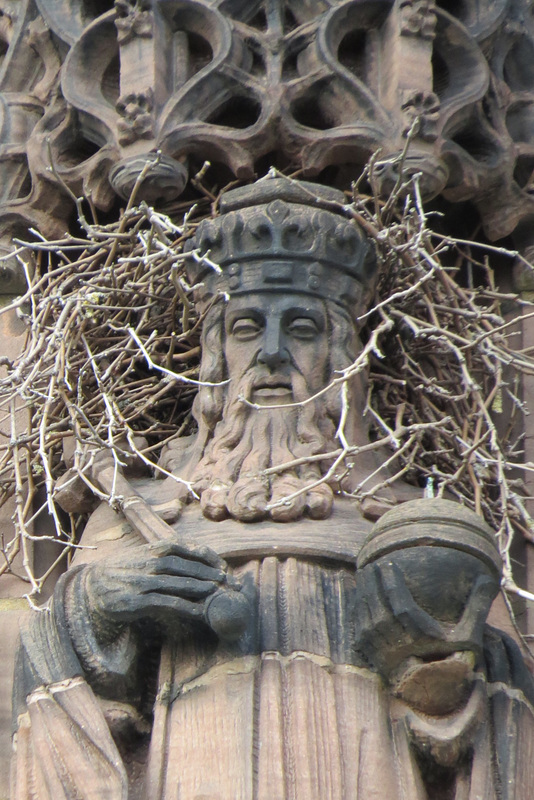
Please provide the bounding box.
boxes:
[0,0,533,254]
[37,0,490,204]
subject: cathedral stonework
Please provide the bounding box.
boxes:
[3,1,534,798]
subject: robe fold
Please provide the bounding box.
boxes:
[12,500,534,799]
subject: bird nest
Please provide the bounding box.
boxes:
[1,162,534,617]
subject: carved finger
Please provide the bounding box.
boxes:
[149,540,226,571]
[378,561,443,639]
[134,593,207,623]
[451,574,497,644]
[204,588,251,641]
[151,555,225,583]
[141,574,220,599]
[354,565,385,632]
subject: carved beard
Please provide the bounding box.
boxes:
[190,365,338,522]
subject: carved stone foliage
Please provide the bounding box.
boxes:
[0,0,533,286]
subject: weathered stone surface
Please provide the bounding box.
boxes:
[2,0,534,797]
[8,179,534,799]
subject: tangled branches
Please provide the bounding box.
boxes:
[0,199,211,594]
[350,172,534,603]
[1,164,534,606]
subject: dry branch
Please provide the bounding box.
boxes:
[1,165,534,612]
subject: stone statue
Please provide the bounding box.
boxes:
[11,178,534,799]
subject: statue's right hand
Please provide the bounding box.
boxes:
[84,540,228,630]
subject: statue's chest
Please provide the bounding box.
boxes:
[173,499,373,564]
[144,557,404,800]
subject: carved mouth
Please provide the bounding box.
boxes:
[252,380,292,404]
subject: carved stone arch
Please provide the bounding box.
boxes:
[0,0,530,247]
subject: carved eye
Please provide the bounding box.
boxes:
[286,317,320,339]
[231,318,263,340]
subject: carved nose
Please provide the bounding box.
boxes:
[257,347,290,370]
[257,324,290,370]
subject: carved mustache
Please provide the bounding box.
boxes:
[231,365,298,392]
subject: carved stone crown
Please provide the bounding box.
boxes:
[185,178,376,317]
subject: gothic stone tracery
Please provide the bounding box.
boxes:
[1,0,534,293]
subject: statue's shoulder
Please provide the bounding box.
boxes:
[69,474,174,566]
[69,498,142,567]
[68,433,198,566]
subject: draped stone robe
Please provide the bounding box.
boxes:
[11,491,534,800]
